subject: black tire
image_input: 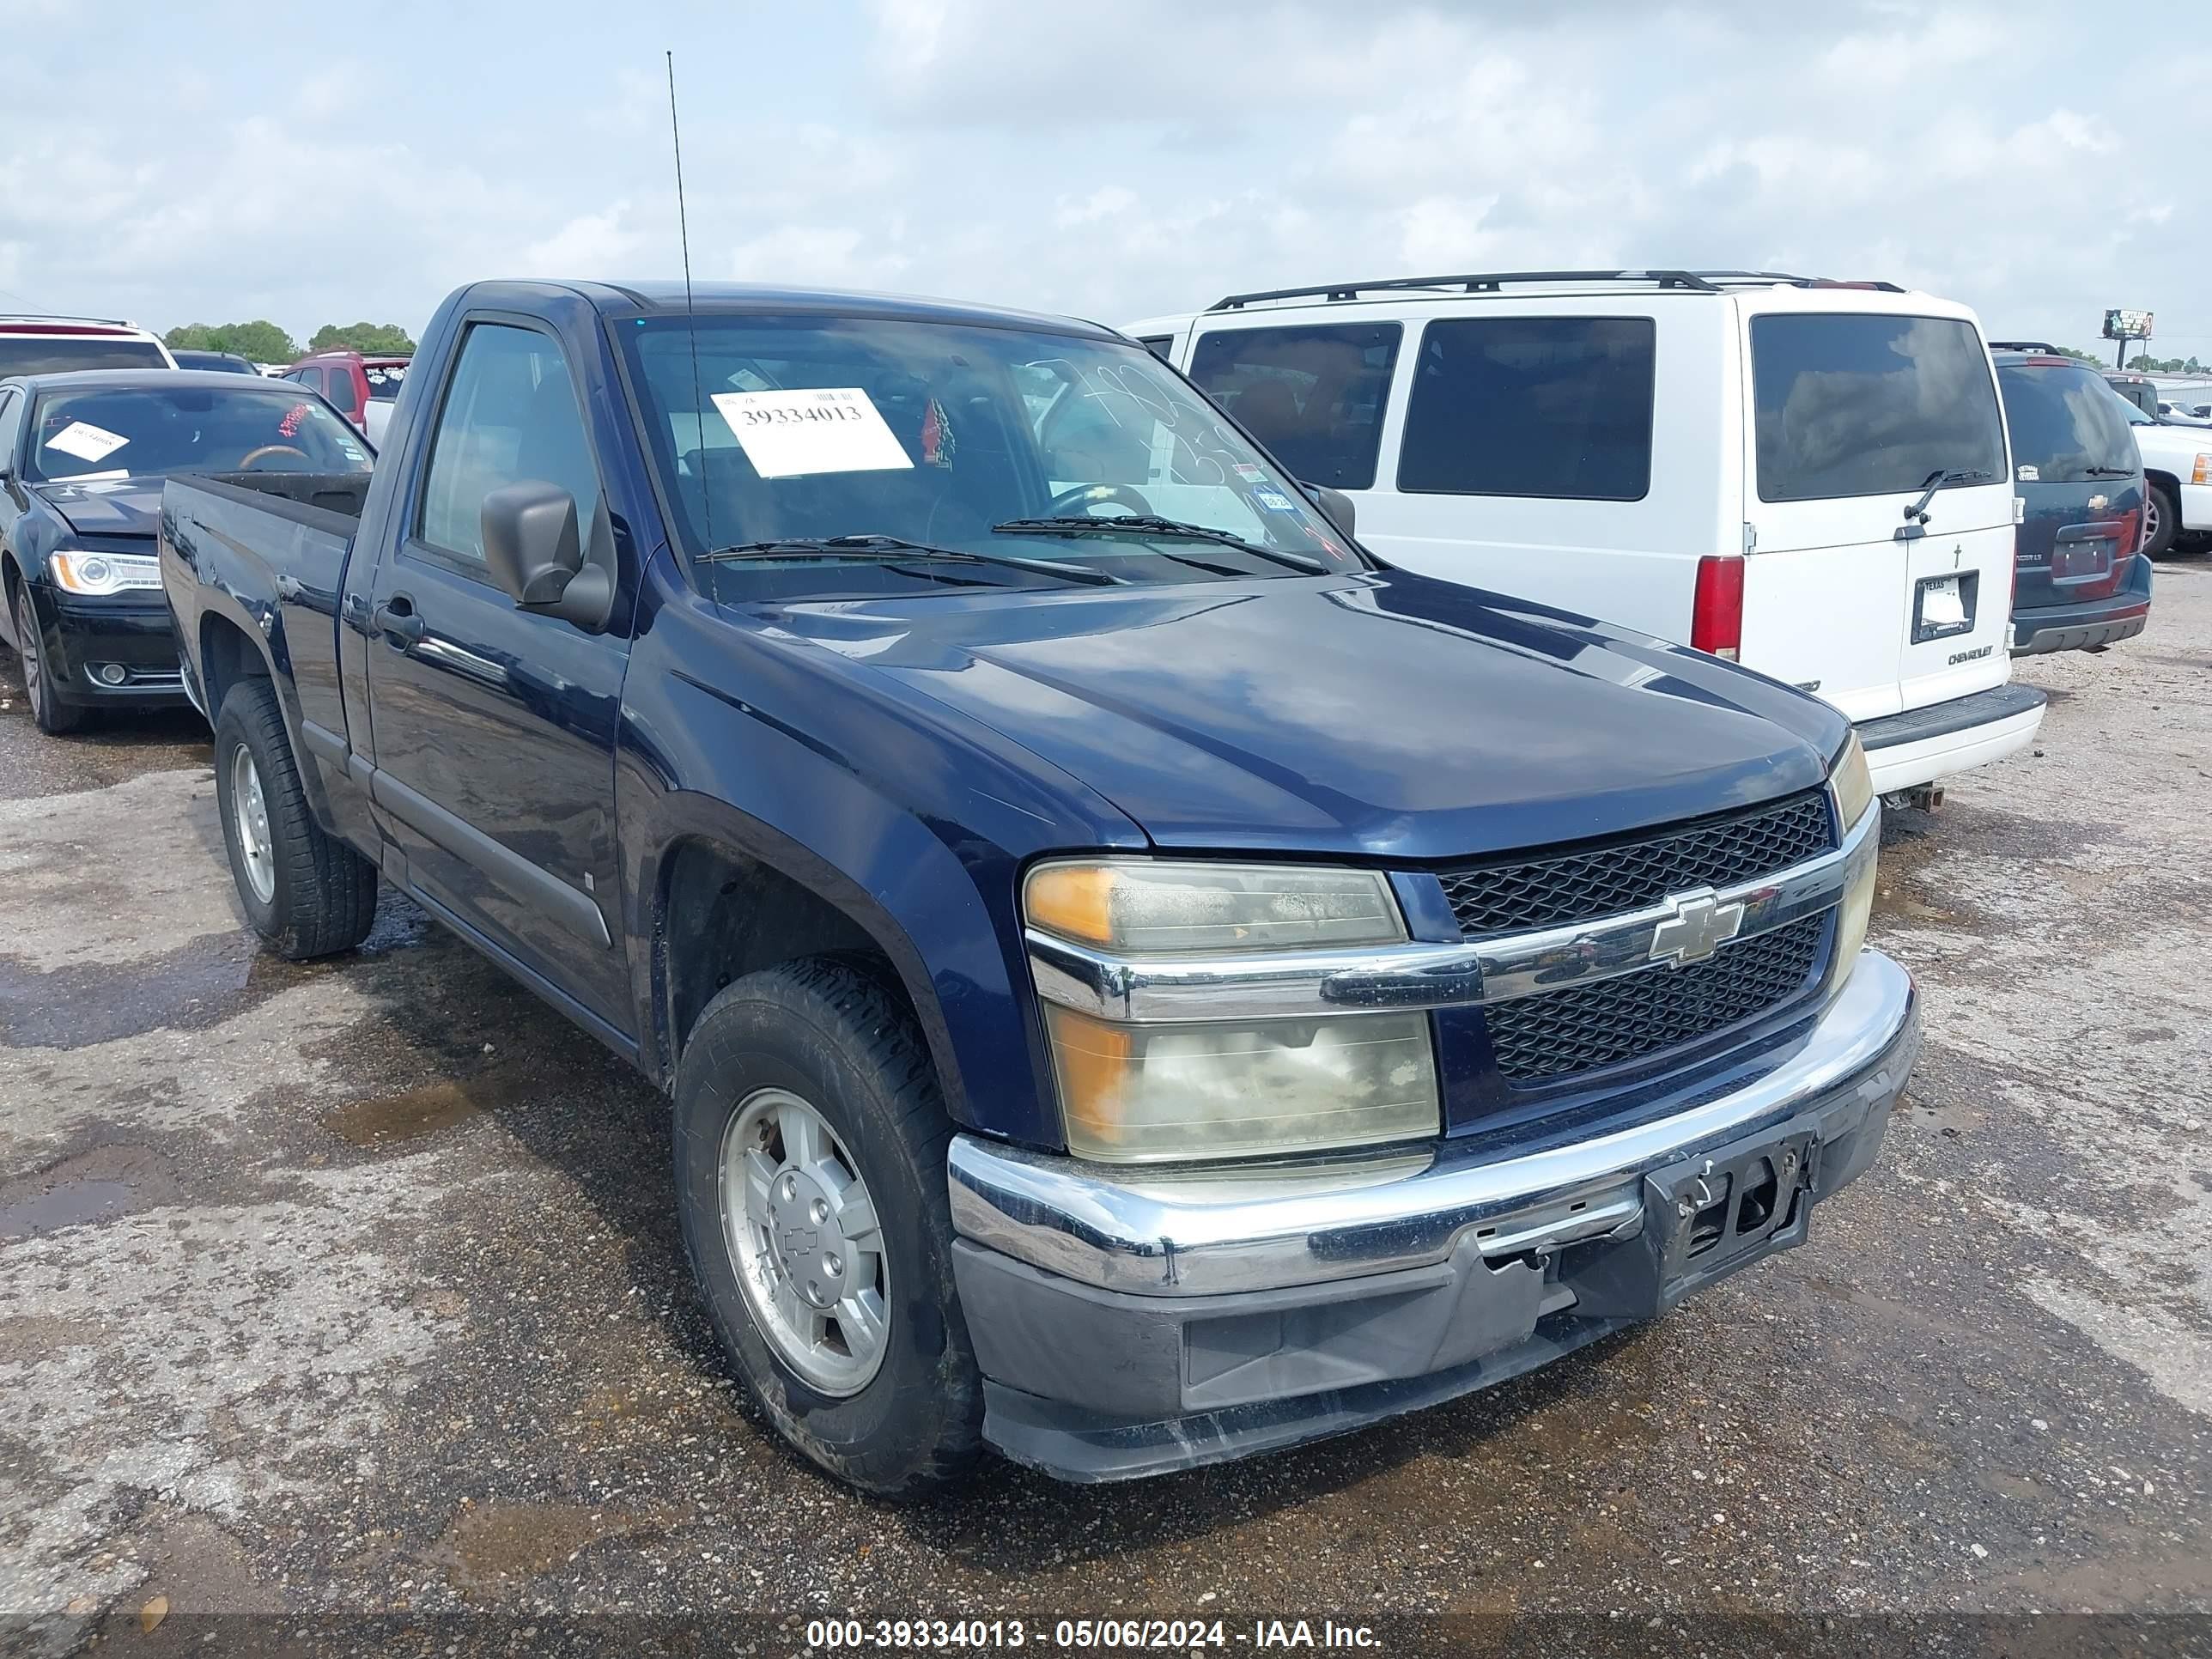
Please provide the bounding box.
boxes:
[212,678,378,959]
[673,957,982,1495]
[11,583,84,735]
[2144,482,2180,560]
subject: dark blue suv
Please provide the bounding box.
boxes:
[1988,344,2151,654]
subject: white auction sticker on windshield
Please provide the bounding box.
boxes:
[46,421,131,464]
[709,387,913,478]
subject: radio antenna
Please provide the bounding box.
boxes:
[666,49,713,550]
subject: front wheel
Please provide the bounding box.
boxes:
[673,957,981,1495]
[11,585,83,735]
[212,678,379,959]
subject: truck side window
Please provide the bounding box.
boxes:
[1397,316,1656,501]
[1188,324,1401,490]
[417,323,604,568]
[324,367,361,416]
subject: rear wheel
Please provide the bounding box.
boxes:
[2143,482,2179,559]
[673,957,981,1495]
[213,678,378,958]
[11,585,83,735]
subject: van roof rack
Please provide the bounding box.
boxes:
[1207,269,1905,311]
[1986,340,2064,354]
[1207,270,1725,310]
[1690,270,1908,293]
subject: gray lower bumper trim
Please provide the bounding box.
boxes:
[949,950,1917,1298]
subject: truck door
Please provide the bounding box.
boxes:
[361,316,635,1031]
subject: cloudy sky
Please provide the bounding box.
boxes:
[3,0,2205,357]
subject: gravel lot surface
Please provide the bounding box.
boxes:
[1,564,2207,1654]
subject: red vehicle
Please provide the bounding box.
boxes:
[279,350,409,443]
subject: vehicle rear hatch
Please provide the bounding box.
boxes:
[1735,301,2015,721]
[1996,356,2144,612]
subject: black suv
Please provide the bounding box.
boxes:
[1988,344,2151,655]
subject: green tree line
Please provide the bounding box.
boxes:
[2128,353,2206,374]
[161,319,416,362]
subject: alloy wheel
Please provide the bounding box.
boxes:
[229,745,277,905]
[717,1086,890,1396]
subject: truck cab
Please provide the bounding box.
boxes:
[162,279,1919,1492]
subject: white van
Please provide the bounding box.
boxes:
[1127,270,2044,797]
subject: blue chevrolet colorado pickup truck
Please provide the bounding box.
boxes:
[161,279,1918,1492]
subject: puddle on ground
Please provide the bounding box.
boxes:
[0,1178,137,1240]
[0,905,434,1052]
[320,1062,536,1148]
[0,1145,182,1240]
[430,1501,673,1594]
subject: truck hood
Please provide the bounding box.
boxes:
[767,569,1848,860]
[2134,424,2212,465]
[31,477,163,538]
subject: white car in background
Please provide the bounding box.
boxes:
[0,316,175,375]
[1127,269,2041,800]
[2115,397,2212,556]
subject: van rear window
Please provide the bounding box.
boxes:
[1751,314,2005,503]
[1996,363,2137,482]
[1395,316,1656,501]
[1189,323,1401,490]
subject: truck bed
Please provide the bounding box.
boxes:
[161,471,366,768]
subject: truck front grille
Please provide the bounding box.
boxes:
[1484,913,1828,1083]
[1438,789,1834,939]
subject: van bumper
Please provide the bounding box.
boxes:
[2010,556,2152,656]
[1856,682,2045,794]
[947,951,1918,1482]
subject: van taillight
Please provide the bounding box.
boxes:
[1691,555,1745,661]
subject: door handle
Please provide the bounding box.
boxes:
[373,595,426,647]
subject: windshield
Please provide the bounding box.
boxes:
[363,362,407,401]
[26,383,374,482]
[0,336,167,376]
[1750,313,2007,502]
[1997,363,2138,481]
[619,314,1359,600]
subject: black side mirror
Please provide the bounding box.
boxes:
[1300,483,1356,539]
[481,479,611,629]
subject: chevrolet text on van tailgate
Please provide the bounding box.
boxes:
[161,278,1918,1491]
[1130,270,2045,800]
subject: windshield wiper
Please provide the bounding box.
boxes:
[2082,465,2138,477]
[1893,469,1999,526]
[1903,469,1997,525]
[696,534,1121,587]
[992,515,1329,574]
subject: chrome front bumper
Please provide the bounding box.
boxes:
[952,948,1917,1297]
[948,951,1919,1480]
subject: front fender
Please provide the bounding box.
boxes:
[616,560,1146,1146]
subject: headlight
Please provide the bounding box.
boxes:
[1831,731,1875,833]
[2195,454,2211,488]
[1826,733,1878,991]
[48,550,162,597]
[1043,1006,1439,1164]
[1025,859,1437,1162]
[1026,859,1406,954]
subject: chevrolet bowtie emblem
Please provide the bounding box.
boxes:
[1649,888,1745,967]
